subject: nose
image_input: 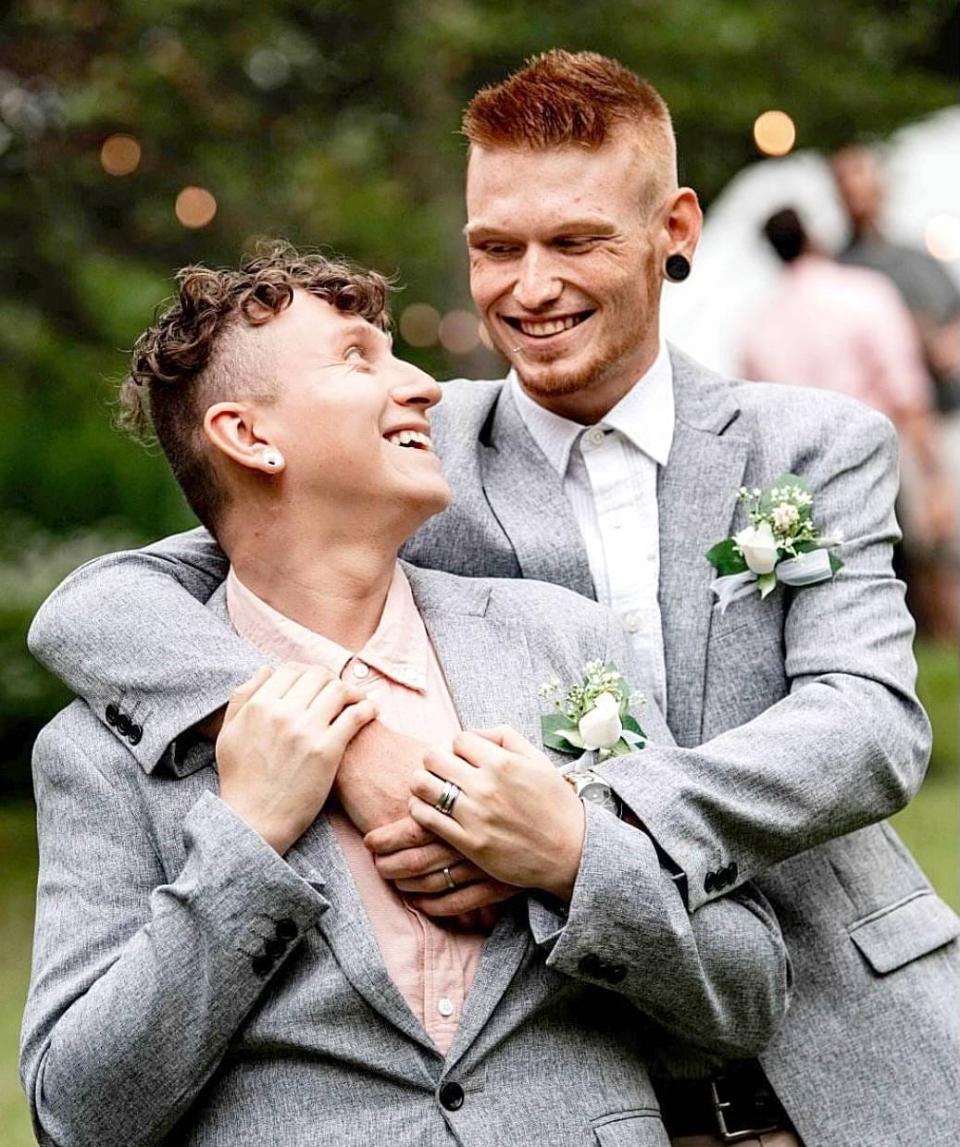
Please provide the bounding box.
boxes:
[513,246,563,312]
[389,357,442,412]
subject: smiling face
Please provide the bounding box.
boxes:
[219,290,450,542]
[466,130,680,421]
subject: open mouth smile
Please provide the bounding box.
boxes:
[501,311,595,339]
[384,429,434,452]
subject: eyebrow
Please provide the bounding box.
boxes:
[336,319,393,349]
[464,218,617,240]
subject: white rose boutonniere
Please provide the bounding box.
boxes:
[707,473,844,613]
[540,661,646,760]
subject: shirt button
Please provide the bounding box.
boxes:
[610,515,624,530]
[437,997,454,1018]
[351,662,370,680]
[587,427,605,446]
[646,552,656,562]
[624,612,641,633]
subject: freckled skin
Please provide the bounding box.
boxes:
[465,130,701,425]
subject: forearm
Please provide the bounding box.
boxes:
[528,803,789,1059]
[23,792,326,1147]
[27,529,262,766]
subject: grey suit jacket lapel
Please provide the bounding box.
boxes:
[481,383,595,599]
[407,566,544,1053]
[203,586,440,1058]
[659,348,749,746]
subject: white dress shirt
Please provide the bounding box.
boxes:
[510,342,675,713]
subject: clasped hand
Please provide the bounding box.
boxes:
[365,726,585,908]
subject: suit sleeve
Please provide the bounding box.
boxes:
[605,408,932,910]
[20,722,329,1147]
[27,527,265,769]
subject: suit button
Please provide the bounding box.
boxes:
[105,704,120,727]
[251,953,274,977]
[439,1082,464,1111]
[606,963,627,984]
[116,713,132,736]
[128,723,143,746]
[725,862,739,886]
[578,953,604,978]
[264,937,287,959]
[275,918,298,941]
[704,871,717,894]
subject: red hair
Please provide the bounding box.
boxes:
[462,50,673,154]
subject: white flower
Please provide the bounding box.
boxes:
[771,503,799,533]
[734,520,779,574]
[578,691,623,751]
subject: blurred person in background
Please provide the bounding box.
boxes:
[742,206,958,639]
[832,144,960,639]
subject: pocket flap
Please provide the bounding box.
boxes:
[849,891,960,974]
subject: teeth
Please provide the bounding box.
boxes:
[517,315,584,338]
[386,429,433,451]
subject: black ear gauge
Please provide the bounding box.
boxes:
[665,253,691,282]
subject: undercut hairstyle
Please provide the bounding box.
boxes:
[462,50,677,199]
[118,243,391,535]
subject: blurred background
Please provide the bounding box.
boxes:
[1,2,957,1142]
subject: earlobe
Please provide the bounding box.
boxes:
[203,403,283,475]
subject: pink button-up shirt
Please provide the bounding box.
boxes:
[226,564,486,1054]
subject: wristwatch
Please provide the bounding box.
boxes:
[565,769,622,816]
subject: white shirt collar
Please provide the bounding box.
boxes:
[510,340,675,477]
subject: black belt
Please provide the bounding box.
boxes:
[655,1060,790,1143]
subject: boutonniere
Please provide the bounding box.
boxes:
[540,661,646,760]
[706,473,844,613]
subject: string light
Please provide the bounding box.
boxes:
[175,186,217,229]
[438,310,481,355]
[399,303,440,347]
[100,134,141,176]
[925,214,960,263]
[753,111,796,157]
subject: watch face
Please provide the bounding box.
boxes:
[578,780,619,814]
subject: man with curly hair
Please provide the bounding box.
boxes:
[21,248,790,1147]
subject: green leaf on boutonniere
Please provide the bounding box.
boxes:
[757,571,777,599]
[706,537,748,576]
[828,552,844,575]
[621,714,647,747]
[541,713,583,753]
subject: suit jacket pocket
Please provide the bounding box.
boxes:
[849,889,960,974]
[592,1108,668,1146]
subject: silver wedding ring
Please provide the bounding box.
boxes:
[434,780,461,816]
[442,866,456,890]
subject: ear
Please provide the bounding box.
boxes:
[661,187,702,262]
[203,402,284,475]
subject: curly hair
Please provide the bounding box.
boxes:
[119,242,392,534]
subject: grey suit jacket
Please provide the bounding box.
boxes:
[22,571,789,1147]
[27,348,960,1144]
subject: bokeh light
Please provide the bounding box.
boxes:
[175,186,218,229]
[925,214,960,262]
[100,134,142,176]
[753,110,796,157]
[399,303,440,347]
[438,310,481,355]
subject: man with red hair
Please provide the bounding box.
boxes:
[29,51,960,1147]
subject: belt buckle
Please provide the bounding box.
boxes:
[709,1077,780,1144]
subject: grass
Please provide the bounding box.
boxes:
[0,643,955,1147]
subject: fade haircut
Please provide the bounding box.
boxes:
[462,50,677,203]
[118,242,391,536]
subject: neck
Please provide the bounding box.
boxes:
[222,509,402,650]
